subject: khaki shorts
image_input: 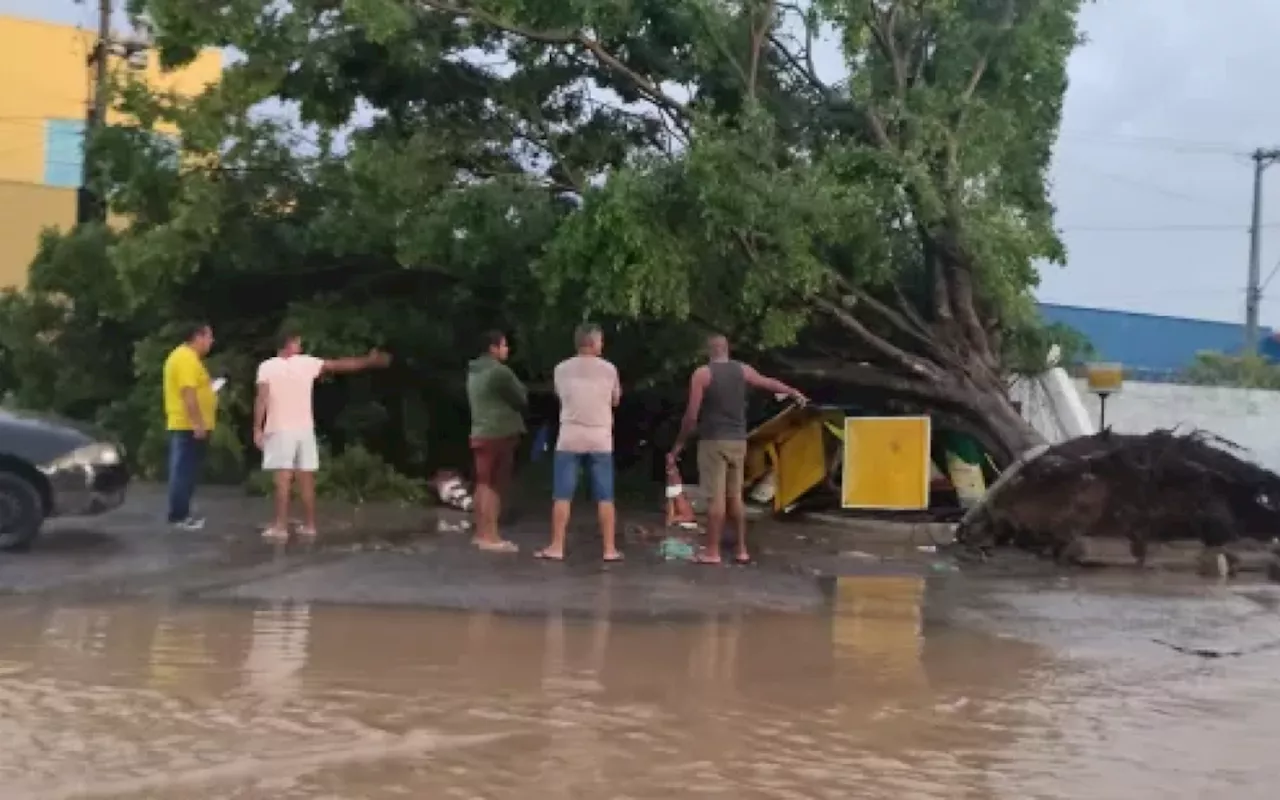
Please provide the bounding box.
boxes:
[262,429,320,472]
[698,439,748,507]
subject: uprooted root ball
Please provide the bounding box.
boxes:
[957,429,1280,561]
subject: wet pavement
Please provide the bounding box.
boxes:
[2,485,1279,797]
[0,484,938,615]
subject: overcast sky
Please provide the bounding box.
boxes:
[8,0,1280,326]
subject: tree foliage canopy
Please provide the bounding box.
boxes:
[0,0,1087,483]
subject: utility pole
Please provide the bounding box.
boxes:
[77,0,112,224]
[1245,147,1280,352]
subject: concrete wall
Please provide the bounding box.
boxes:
[0,13,221,288]
[1072,379,1280,472]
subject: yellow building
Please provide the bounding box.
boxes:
[0,14,221,288]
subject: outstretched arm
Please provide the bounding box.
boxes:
[669,366,710,458]
[321,349,392,375]
[743,365,807,403]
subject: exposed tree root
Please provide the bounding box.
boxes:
[957,429,1280,564]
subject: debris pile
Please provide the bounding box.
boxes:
[428,470,474,511]
[957,429,1280,563]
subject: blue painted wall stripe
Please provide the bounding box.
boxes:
[44,118,85,188]
[1038,302,1278,372]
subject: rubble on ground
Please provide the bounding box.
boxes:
[956,429,1280,565]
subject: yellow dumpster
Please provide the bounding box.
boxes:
[744,407,935,513]
[744,404,845,512]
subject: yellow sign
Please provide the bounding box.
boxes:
[1085,362,1124,394]
[841,416,931,510]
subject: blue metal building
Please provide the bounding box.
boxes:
[1037,303,1280,379]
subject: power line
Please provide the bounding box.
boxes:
[1061,223,1280,233]
[1054,160,1216,206]
[1062,130,1243,148]
[1059,130,1249,156]
[1261,257,1280,294]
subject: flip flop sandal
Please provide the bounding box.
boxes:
[602,553,625,563]
[534,548,565,561]
[262,525,289,540]
[693,552,722,565]
[475,539,519,553]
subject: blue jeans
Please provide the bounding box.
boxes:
[167,431,208,522]
[552,451,615,502]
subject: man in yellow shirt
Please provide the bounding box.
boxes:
[163,322,217,529]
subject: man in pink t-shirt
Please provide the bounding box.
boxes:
[253,331,391,540]
[535,323,622,562]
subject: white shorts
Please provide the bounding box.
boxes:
[262,430,320,472]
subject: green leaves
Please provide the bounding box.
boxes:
[345,0,419,43]
[543,107,889,348]
[1183,353,1280,390]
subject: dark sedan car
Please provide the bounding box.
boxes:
[0,408,130,550]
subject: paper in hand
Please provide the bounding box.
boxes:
[212,377,227,393]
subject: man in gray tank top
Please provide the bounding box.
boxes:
[668,334,807,564]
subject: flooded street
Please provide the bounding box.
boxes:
[0,576,1277,799]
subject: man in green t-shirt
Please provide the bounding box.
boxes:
[465,330,528,553]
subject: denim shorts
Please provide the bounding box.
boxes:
[552,451,615,502]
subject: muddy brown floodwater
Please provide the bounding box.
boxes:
[0,575,1278,799]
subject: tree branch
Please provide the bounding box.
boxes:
[825,269,946,361]
[905,0,933,88]
[932,223,997,370]
[692,2,752,91]
[865,3,907,97]
[726,226,935,378]
[811,295,941,380]
[959,0,1017,105]
[746,0,778,100]
[767,33,826,94]
[860,288,955,364]
[946,0,1018,175]
[415,0,690,128]
[488,108,586,195]
[767,33,894,149]
[775,1,822,87]
[773,356,952,406]
[892,285,935,338]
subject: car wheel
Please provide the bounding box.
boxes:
[0,470,44,551]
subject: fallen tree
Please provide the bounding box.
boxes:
[957,429,1280,564]
[401,0,1086,467]
[0,0,1085,483]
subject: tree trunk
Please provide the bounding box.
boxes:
[774,201,1048,469]
[779,350,1044,471]
[959,380,1043,466]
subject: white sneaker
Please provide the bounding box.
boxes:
[172,516,205,531]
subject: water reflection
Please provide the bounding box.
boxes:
[0,579,1272,798]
